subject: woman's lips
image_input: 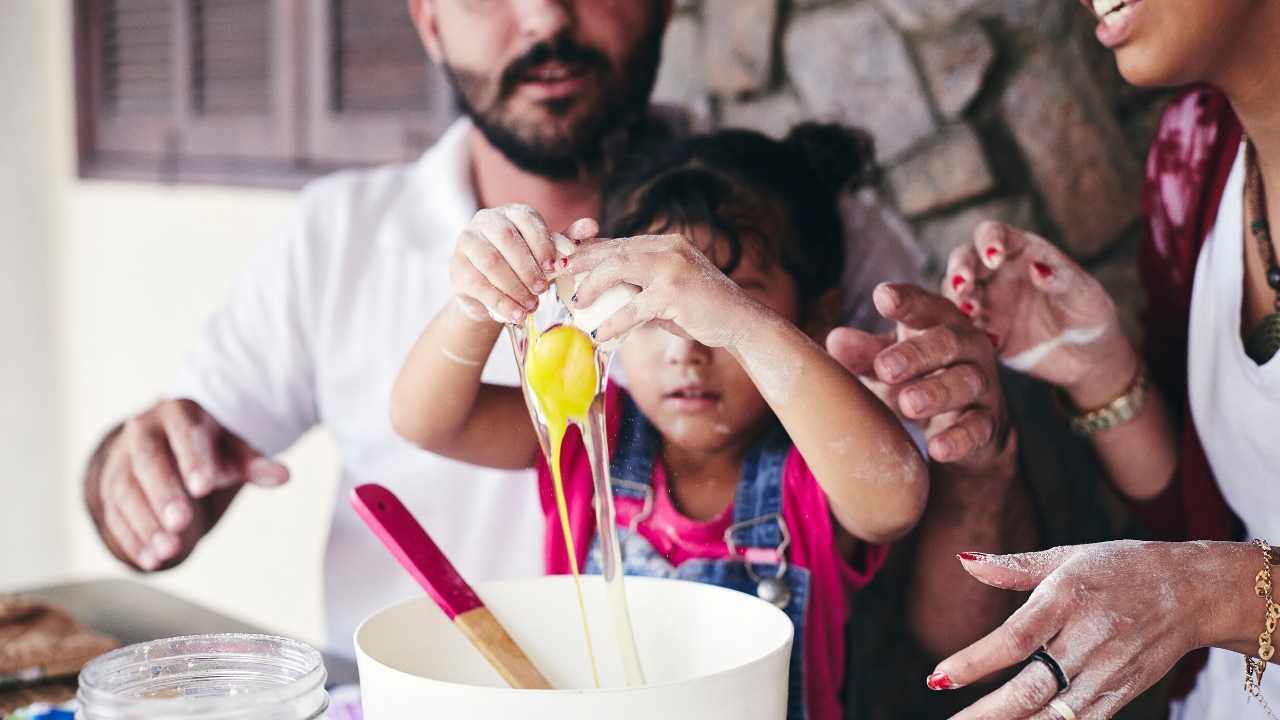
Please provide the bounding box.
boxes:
[1088,0,1142,48]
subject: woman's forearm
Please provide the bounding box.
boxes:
[727,305,929,543]
[1065,343,1178,501]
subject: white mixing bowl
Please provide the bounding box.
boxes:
[355,575,793,719]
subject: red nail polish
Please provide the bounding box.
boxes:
[985,331,1000,347]
[926,671,957,691]
[1032,261,1053,279]
[951,275,966,291]
[560,257,569,268]
[573,237,582,246]
[985,246,1002,261]
[957,552,989,562]
[959,301,975,315]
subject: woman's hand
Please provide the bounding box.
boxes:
[946,222,1136,406]
[932,541,1245,720]
[563,233,753,347]
[449,204,596,325]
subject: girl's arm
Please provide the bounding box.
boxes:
[565,234,929,543]
[391,205,598,469]
[390,298,536,469]
[724,303,929,543]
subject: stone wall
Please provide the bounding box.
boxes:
[653,0,1175,340]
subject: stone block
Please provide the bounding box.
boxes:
[917,22,994,118]
[704,0,778,97]
[1002,51,1140,259]
[888,124,995,217]
[784,3,936,160]
[719,91,808,138]
[876,0,986,33]
[653,15,707,109]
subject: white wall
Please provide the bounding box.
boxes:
[0,0,65,589]
[0,1,338,648]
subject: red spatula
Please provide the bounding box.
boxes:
[350,483,552,689]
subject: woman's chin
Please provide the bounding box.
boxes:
[1113,45,1188,89]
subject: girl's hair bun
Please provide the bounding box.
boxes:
[785,122,878,195]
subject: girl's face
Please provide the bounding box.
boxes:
[618,224,806,456]
[1087,0,1262,88]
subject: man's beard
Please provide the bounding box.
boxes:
[441,26,663,180]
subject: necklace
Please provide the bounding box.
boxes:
[1242,141,1280,364]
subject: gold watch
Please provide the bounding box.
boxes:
[1057,366,1150,437]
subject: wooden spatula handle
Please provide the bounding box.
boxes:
[455,606,553,690]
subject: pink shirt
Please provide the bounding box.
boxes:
[537,385,888,720]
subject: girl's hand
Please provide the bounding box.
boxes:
[945,222,1136,406]
[449,204,596,324]
[933,541,1227,720]
[563,233,752,347]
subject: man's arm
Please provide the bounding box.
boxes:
[907,436,1037,660]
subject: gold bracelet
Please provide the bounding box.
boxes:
[1245,539,1280,719]
[1055,366,1149,437]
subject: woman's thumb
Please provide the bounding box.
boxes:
[956,546,1080,591]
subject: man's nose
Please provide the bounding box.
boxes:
[511,0,574,43]
[663,332,710,366]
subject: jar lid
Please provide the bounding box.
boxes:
[77,634,328,720]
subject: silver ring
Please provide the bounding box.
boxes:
[1049,698,1076,720]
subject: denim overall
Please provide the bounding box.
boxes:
[585,394,813,720]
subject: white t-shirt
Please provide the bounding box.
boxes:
[170,116,925,656]
[1172,142,1280,719]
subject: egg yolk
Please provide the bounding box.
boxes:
[525,324,599,427]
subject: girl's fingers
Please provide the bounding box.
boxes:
[946,659,1063,720]
[452,253,529,324]
[932,587,1067,690]
[474,211,548,300]
[590,291,655,342]
[564,217,600,245]
[460,230,539,313]
[497,204,558,276]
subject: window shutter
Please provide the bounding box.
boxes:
[178,0,296,164]
[304,0,455,167]
[90,0,179,158]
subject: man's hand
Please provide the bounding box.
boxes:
[827,282,1010,473]
[86,399,289,571]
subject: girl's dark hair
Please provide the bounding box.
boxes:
[600,122,877,306]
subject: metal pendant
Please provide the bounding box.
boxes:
[1246,313,1280,365]
[756,576,792,608]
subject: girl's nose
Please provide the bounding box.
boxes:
[512,0,575,43]
[662,331,710,366]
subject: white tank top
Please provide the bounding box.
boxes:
[1172,142,1280,719]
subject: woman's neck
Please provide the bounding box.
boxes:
[1214,15,1280,198]
[468,130,600,235]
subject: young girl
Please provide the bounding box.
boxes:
[391,123,930,720]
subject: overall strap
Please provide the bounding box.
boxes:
[727,424,792,550]
[608,392,661,501]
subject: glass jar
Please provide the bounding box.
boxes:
[77,634,328,720]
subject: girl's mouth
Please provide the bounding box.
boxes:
[1087,0,1143,48]
[664,387,721,411]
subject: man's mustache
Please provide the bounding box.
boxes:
[499,37,610,98]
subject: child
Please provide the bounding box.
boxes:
[391,123,929,720]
